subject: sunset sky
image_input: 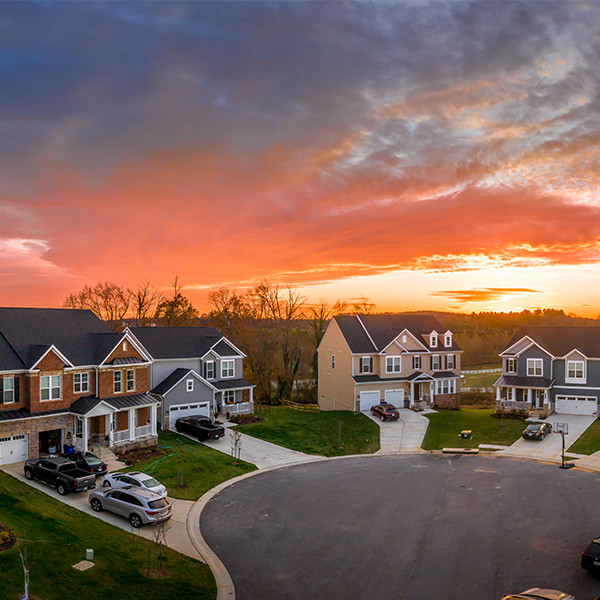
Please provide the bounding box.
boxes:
[2,1,600,316]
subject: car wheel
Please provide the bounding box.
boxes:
[91,498,102,512]
[175,423,182,433]
[24,469,33,480]
[198,435,207,442]
[129,514,142,528]
[103,480,111,487]
[57,482,67,496]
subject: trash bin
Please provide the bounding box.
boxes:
[63,444,75,454]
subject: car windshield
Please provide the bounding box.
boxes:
[385,406,397,412]
[142,477,161,488]
[148,498,169,509]
[525,424,541,431]
[85,456,103,466]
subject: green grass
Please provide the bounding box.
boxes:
[567,418,600,455]
[461,371,500,388]
[422,408,526,450]
[235,406,380,456]
[124,431,257,500]
[0,471,215,600]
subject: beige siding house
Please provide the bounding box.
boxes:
[318,314,462,412]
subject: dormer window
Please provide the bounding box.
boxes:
[444,333,452,348]
[360,357,372,373]
[506,358,516,374]
[430,332,438,348]
[122,341,127,351]
[402,335,407,344]
[566,359,586,383]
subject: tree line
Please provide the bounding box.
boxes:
[64,280,600,402]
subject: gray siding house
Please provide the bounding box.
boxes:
[495,326,600,416]
[127,327,254,429]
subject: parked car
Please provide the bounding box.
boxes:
[522,421,552,440]
[89,485,172,528]
[501,589,575,600]
[24,457,96,495]
[175,416,226,441]
[581,536,600,573]
[370,403,400,421]
[60,451,107,477]
[102,471,167,497]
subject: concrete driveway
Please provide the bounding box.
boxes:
[500,414,596,460]
[0,462,201,560]
[364,407,431,452]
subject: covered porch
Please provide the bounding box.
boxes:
[70,393,159,453]
[213,379,255,417]
[494,375,554,415]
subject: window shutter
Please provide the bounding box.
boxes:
[368,357,373,372]
[359,359,364,374]
[0,379,3,404]
[203,362,207,378]
[14,378,19,402]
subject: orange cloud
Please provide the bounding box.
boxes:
[430,288,540,303]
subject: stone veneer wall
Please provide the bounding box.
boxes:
[0,413,74,458]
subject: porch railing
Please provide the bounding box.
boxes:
[224,401,254,416]
[135,424,152,438]
[496,400,528,411]
[113,429,130,443]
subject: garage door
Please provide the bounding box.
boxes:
[556,396,598,415]
[385,389,405,408]
[169,402,210,427]
[0,434,28,465]
[359,391,381,411]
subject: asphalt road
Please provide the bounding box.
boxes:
[200,454,600,600]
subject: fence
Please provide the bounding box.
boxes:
[282,399,319,413]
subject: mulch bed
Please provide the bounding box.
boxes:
[120,446,170,466]
[0,522,16,552]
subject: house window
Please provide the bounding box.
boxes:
[76,417,83,436]
[567,360,585,380]
[123,341,127,351]
[221,359,234,378]
[360,357,372,373]
[431,355,440,371]
[73,372,89,394]
[436,379,456,395]
[186,379,194,392]
[527,359,543,377]
[444,333,452,348]
[430,333,438,348]
[204,361,215,380]
[126,369,135,392]
[2,377,16,404]
[446,354,455,370]
[223,390,236,404]
[40,375,61,401]
[386,356,401,373]
[506,358,516,373]
[412,356,421,370]
[402,335,407,343]
[114,371,123,393]
[332,355,335,369]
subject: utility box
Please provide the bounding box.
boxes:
[86,549,94,561]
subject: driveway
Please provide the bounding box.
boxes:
[0,462,201,560]
[200,454,600,600]
[500,414,596,460]
[364,407,431,452]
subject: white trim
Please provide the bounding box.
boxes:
[385,356,402,373]
[155,370,218,396]
[380,328,428,354]
[99,331,151,366]
[29,345,74,370]
[555,385,600,391]
[500,336,554,359]
[565,359,586,384]
[220,359,235,379]
[208,336,247,359]
[355,316,378,352]
[122,328,158,362]
[526,358,543,377]
[563,349,589,360]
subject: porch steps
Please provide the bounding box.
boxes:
[90,444,127,472]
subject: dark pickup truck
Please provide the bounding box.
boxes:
[175,416,226,442]
[24,457,96,495]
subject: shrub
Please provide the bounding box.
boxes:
[491,409,528,419]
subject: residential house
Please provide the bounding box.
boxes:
[317,314,462,412]
[495,326,600,416]
[0,308,159,466]
[127,327,254,429]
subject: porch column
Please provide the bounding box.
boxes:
[430,382,434,404]
[543,389,549,405]
[249,387,253,404]
[128,408,135,441]
[527,389,533,406]
[511,387,516,402]
[409,382,415,407]
[496,387,501,402]
[82,417,89,453]
[105,414,112,446]
[151,403,157,436]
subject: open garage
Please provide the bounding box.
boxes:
[200,454,600,600]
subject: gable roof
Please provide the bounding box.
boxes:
[505,326,600,358]
[0,308,114,369]
[127,326,224,360]
[333,314,461,353]
[150,368,217,395]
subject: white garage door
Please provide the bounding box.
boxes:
[556,396,598,415]
[385,389,405,408]
[169,402,210,427]
[359,391,381,411]
[0,434,28,465]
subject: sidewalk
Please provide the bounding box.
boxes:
[364,408,432,453]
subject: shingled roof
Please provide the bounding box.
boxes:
[506,326,600,358]
[0,308,116,369]
[333,314,461,353]
[128,326,224,359]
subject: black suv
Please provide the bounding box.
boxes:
[582,536,600,573]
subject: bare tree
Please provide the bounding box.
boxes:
[352,297,376,315]
[129,280,164,326]
[64,281,130,330]
[307,300,333,385]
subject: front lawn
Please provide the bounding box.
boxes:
[422,408,526,450]
[567,418,600,455]
[123,431,257,500]
[461,371,501,388]
[234,406,380,456]
[0,471,215,600]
